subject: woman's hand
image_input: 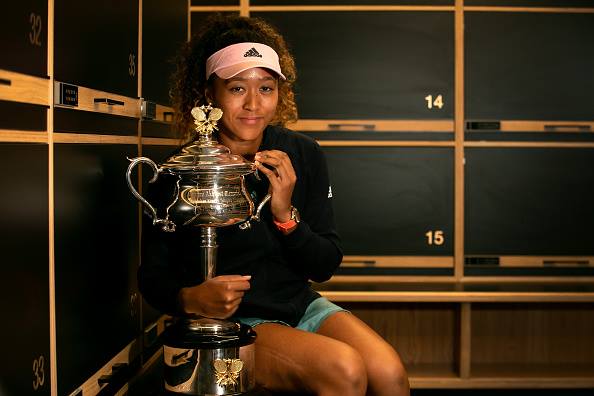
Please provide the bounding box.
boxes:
[254,150,296,223]
[178,275,251,319]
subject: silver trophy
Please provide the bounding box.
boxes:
[126,105,267,394]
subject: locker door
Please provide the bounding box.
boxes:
[254,11,454,120]
[54,143,140,395]
[54,0,139,96]
[465,147,594,276]
[465,11,594,121]
[0,1,48,77]
[142,0,187,106]
[324,146,454,275]
[0,143,50,396]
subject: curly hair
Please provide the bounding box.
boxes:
[170,14,298,142]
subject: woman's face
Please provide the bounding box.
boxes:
[211,67,279,145]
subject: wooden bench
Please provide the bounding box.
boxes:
[313,280,594,389]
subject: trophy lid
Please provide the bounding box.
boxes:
[184,317,241,334]
[159,105,255,175]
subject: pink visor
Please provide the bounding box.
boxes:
[206,42,286,80]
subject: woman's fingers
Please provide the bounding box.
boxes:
[254,150,296,222]
[255,151,295,181]
[213,275,251,294]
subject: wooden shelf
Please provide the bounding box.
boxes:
[471,363,594,379]
[465,364,594,389]
[408,363,459,389]
[409,364,594,389]
[315,282,594,302]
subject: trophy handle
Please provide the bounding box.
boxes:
[239,193,271,230]
[252,193,272,222]
[126,157,176,232]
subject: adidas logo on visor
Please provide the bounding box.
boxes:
[244,48,263,58]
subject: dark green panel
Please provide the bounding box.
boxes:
[191,11,239,38]
[55,144,140,395]
[465,131,594,143]
[253,0,453,3]
[139,145,178,329]
[0,143,50,396]
[54,108,138,135]
[191,0,238,5]
[143,0,187,106]
[305,131,454,141]
[54,0,138,96]
[465,12,594,121]
[0,100,46,131]
[141,120,177,139]
[465,266,594,276]
[0,1,48,77]
[465,148,594,256]
[335,267,454,276]
[324,146,454,256]
[466,0,594,6]
[254,11,454,120]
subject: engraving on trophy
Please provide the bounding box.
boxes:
[182,187,242,206]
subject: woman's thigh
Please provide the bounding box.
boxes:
[252,322,367,395]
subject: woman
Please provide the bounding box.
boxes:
[140,14,409,396]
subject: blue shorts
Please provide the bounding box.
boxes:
[235,297,348,333]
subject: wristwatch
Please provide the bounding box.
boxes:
[273,205,300,233]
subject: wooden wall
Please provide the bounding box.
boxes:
[0,1,185,395]
[191,0,594,280]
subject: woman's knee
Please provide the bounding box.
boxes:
[315,344,368,395]
[367,355,410,396]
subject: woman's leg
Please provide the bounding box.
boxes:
[317,312,410,396]
[252,323,368,396]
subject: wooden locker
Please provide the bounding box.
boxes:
[465,0,594,7]
[191,11,240,38]
[54,0,139,97]
[251,0,454,5]
[323,146,454,275]
[253,11,454,120]
[54,143,140,395]
[465,11,594,122]
[0,1,48,77]
[191,0,238,5]
[138,144,177,329]
[464,147,594,276]
[142,0,188,107]
[0,143,50,396]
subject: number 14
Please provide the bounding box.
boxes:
[425,94,444,109]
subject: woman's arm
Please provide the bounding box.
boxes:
[280,143,343,282]
[255,140,343,282]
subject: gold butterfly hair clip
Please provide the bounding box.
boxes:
[191,104,223,142]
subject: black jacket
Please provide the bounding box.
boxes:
[138,125,343,326]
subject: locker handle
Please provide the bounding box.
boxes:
[328,123,376,131]
[163,111,174,122]
[94,97,125,106]
[544,124,591,132]
[0,78,11,86]
[97,363,129,387]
